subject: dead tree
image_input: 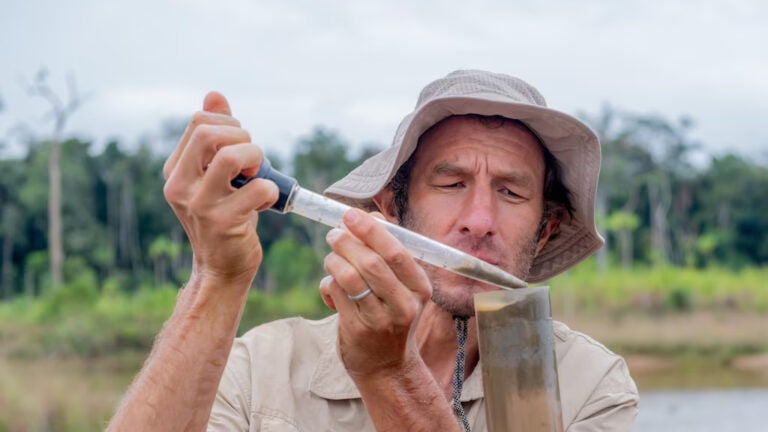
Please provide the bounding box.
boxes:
[27,69,86,289]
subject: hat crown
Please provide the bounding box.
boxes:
[416,69,548,109]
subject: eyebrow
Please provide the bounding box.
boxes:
[431,161,534,187]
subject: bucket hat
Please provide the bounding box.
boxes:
[324,69,604,283]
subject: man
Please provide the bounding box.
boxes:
[108,70,638,431]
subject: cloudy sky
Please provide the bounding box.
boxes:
[2,0,766,163]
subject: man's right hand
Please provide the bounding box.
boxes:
[162,91,278,288]
[107,92,279,432]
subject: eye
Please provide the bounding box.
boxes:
[500,188,524,199]
[439,182,464,189]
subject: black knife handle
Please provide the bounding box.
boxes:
[230,158,297,213]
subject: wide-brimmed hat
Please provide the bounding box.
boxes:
[324,69,604,283]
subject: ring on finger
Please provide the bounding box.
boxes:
[347,287,373,302]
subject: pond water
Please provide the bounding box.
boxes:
[636,388,768,432]
[1,355,766,431]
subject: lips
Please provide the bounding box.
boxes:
[475,255,499,266]
[456,247,499,266]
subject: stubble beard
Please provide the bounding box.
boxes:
[400,210,541,318]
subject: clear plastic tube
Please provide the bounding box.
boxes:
[288,187,527,290]
[475,286,563,431]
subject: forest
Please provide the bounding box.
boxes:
[1,104,766,303]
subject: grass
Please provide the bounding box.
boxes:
[1,263,765,359]
[0,282,331,358]
[549,262,768,315]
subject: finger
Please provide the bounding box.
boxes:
[164,112,241,180]
[323,250,382,304]
[201,143,279,212]
[168,124,251,188]
[318,275,337,310]
[203,91,232,116]
[325,228,394,299]
[322,265,378,326]
[338,209,431,303]
[163,93,240,180]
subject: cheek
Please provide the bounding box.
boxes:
[499,206,545,237]
[407,197,456,232]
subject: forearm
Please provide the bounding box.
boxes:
[107,275,250,432]
[353,357,462,432]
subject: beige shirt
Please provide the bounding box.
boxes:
[209,315,638,431]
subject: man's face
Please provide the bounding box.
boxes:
[399,116,549,317]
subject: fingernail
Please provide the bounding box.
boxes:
[326,228,343,243]
[344,208,361,224]
[320,275,334,288]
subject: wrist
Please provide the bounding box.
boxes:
[191,256,259,289]
[351,350,460,432]
[171,272,251,338]
[351,347,427,391]
[184,265,254,301]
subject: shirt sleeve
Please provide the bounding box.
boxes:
[567,357,639,432]
[208,339,252,432]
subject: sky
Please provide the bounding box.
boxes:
[2,0,767,164]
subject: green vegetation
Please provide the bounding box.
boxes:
[0,283,331,359]
[549,262,768,360]
[551,261,768,316]
[1,263,764,360]
[1,104,767,306]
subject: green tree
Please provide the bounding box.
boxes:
[0,157,25,298]
[262,238,321,292]
[605,210,640,269]
[291,127,357,259]
[627,114,698,266]
[582,105,654,269]
[149,235,182,287]
[693,155,768,266]
[584,106,699,268]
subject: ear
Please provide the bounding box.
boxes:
[372,187,398,223]
[534,215,561,256]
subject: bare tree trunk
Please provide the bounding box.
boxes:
[119,178,144,275]
[24,265,35,298]
[619,228,633,269]
[595,190,608,273]
[27,70,86,290]
[49,133,64,288]
[648,178,671,266]
[2,228,14,300]
[672,184,694,265]
[1,204,20,299]
[171,227,185,281]
[105,171,119,272]
[155,257,167,288]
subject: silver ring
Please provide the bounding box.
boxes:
[347,288,373,301]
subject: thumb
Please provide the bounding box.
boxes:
[203,91,232,116]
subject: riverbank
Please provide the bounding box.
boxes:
[0,353,141,431]
[561,311,768,390]
[563,311,768,357]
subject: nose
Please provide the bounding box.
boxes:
[457,186,497,240]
